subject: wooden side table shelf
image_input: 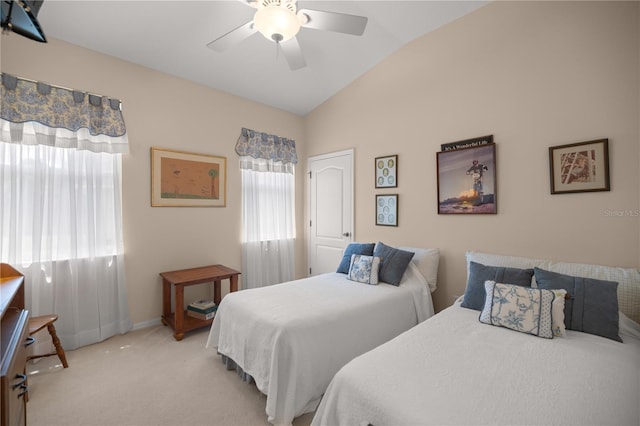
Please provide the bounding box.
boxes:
[160,264,240,341]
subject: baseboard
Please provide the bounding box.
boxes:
[132,317,162,330]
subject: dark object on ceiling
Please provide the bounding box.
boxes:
[1,0,47,43]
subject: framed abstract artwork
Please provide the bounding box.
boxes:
[375,155,397,188]
[549,139,610,194]
[151,147,226,207]
[376,194,398,226]
[436,143,497,214]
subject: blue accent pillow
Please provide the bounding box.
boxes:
[461,261,534,311]
[534,267,621,342]
[336,243,375,274]
[372,242,414,286]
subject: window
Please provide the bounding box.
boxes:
[0,74,131,350]
[240,161,296,289]
[0,142,122,263]
[236,128,298,289]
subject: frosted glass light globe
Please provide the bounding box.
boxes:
[254,5,301,43]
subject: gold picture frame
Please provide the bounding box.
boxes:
[151,147,226,207]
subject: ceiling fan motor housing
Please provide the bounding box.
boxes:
[257,0,296,13]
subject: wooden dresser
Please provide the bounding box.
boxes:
[1,264,29,426]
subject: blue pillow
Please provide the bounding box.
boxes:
[372,242,414,285]
[534,267,621,342]
[336,243,375,274]
[461,261,534,311]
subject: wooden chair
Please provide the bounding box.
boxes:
[27,314,69,368]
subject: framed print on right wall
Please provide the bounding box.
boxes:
[549,139,610,194]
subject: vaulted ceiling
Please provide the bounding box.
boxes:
[38,1,487,115]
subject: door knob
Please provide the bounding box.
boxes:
[343,232,351,237]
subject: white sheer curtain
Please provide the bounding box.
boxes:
[238,129,297,288]
[0,140,131,351]
[240,157,296,289]
[0,74,131,352]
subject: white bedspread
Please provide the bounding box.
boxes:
[312,304,640,426]
[206,263,434,426]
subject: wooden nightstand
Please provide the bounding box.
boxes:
[160,264,240,341]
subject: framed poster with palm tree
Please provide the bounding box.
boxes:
[151,147,226,207]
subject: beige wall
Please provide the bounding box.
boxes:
[1,36,306,327]
[304,1,640,311]
[1,1,638,324]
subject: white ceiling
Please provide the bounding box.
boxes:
[37,1,487,116]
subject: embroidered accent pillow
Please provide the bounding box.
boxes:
[347,255,381,285]
[479,281,555,339]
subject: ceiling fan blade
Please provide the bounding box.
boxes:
[298,9,368,36]
[206,21,257,52]
[279,37,306,71]
[238,0,259,8]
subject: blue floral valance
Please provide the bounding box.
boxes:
[0,73,128,153]
[236,127,298,165]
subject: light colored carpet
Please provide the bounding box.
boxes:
[26,325,314,426]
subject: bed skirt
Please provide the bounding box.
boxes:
[220,353,254,384]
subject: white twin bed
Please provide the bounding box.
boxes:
[312,301,640,425]
[206,244,439,426]
[312,251,640,426]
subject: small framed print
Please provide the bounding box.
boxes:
[376,194,398,226]
[549,139,610,194]
[375,155,397,188]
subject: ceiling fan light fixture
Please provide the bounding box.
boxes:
[253,4,300,43]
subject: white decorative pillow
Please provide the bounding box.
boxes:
[550,289,567,337]
[466,251,550,268]
[398,247,440,292]
[479,281,555,339]
[466,251,551,287]
[347,254,381,285]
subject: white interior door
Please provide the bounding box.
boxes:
[308,149,354,276]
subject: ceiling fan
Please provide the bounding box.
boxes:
[206,0,368,71]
